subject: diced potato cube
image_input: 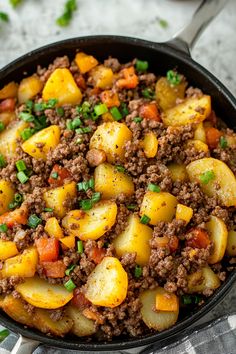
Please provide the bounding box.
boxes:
[226,230,236,256]
[194,122,206,143]
[162,95,211,127]
[42,68,82,106]
[18,75,43,104]
[155,291,179,312]
[0,82,18,99]
[22,125,60,160]
[60,235,75,248]
[2,295,34,328]
[140,288,179,331]
[142,132,158,158]
[62,201,117,241]
[45,217,64,239]
[94,163,134,199]
[167,162,188,182]
[0,120,29,159]
[155,77,187,111]
[35,309,73,336]
[140,191,177,225]
[90,122,132,163]
[0,240,18,260]
[186,139,209,153]
[175,204,193,224]
[187,266,220,293]
[85,256,128,307]
[0,180,15,215]
[43,182,77,219]
[113,214,152,266]
[0,112,16,127]
[16,276,73,309]
[75,52,98,74]
[206,215,228,264]
[89,65,114,89]
[0,247,38,278]
[186,157,236,207]
[66,305,96,337]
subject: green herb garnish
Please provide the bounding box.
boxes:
[27,214,42,229]
[64,278,76,292]
[199,170,215,185]
[219,136,228,149]
[0,223,8,233]
[116,165,126,173]
[134,265,142,278]
[158,18,168,29]
[56,0,77,27]
[166,70,181,86]
[0,328,10,342]
[140,214,150,225]
[17,171,29,184]
[65,264,76,276]
[148,183,161,193]
[110,107,122,121]
[77,240,84,254]
[77,178,94,192]
[0,154,6,168]
[133,117,142,123]
[9,0,23,7]
[0,12,9,22]
[135,60,149,72]
[142,88,155,99]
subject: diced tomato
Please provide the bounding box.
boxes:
[186,228,210,249]
[87,246,106,264]
[116,67,139,89]
[48,164,71,187]
[100,90,120,108]
[169,236,179,253]
[74,74,87,90]
[205,127,222,149]
[0,98,16,113]
[72,288,91,309]
[154,235,179,253]
[90,87,101,96]
[35,237,59,262]
[0,206,28,228]
[41,260,66,278]
[139,103,161,122]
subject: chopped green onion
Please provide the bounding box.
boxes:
[219,136,228,149]
[77,178,94,192]
[26,100,34,111]
[33,115,47,131]
[181,294,201,305]
[65,264,76,276]
[9,0,23,7]
[17,171,29,184]
[0,12,9,22]
[27,214,42,229]
[0,122,5,132]
[199,170,215,185]
[0,328,10,342]
[140,214,150,225]
[64,278,76,292]
[134,265,142,278]
[77,101,91,119]
[127,204,137,210]
[0,154,6,168]
[142,88,155,99]
[120,102,129,117]
[71,117,82,129]
[56,107,65,117]
[66,120,74,130]
[34,103,44,112]
[116,165,125,173]
[110,107,122,121]
[0,223,8,233]
[14,193,23,203]
[135,60,149,72]
[16,160,26,172]
[158,18,168,29]
[44,207,53,212]
[133,117,142,123]
[94,103,108,117]
[75,127,92,134]
[91,192,101,203]
[148,183,161,193]
[77,240,84,254]
[20,128,35,141]
[166,70,181,86]
[51,172,58,179]
[80,199,93,210]
[56,0,77,27]
[46,98,58,109]
[19,111,35,122]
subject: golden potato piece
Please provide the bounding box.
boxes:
[85,256,128,308]
[22,125,60,160]
[66,305,96,337]
[155,77,187,111]
[2,295,34,328]
[155,291,179,312]
[45,217,64,239]
[167,162,188,182]
[18,75,43,104]
[142,132,158,158]
[90,122,132,163]
[0,82,18,99]
[175,204,193,224]
[42,68,82,106]
[43,182,77,219]
[0,120,29,159]
[0,240,18,261]
[206,216,228,264]
[0,112,16,127]
[187,267,220,294]
[0,180,15,215]
[140,191,177,225]
[35,309,73,337]
[16,276,73,309]
[162,95,211,127]
[75,52,98,74]
[186,157,236,207]
[140,288,179,331]
[94,163,134,199]
[194,122,206,143]
[113,214,152,266]
[62,201,117,241]
[89,65,114,89]
[186,139,209,153]
[226,230,236,256]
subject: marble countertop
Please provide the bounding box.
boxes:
[0,0,236,343]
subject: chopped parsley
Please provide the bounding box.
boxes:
[0,12,9,22]
[56,0,77,27]
[166,70,181,86]
[9,0,23,7]
[219,136,228,149]
[199,170,215,185]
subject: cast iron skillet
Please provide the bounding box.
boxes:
[1,0,236,353]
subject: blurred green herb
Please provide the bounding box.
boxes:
[9,0,23,7]
[158,18,168,29]
[56,0,77,27]
[0,12,9,22]
[0,329,9,342]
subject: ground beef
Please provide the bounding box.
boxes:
[104,57,121,72]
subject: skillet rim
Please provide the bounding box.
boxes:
[0,34,236,351]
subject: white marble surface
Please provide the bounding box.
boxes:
[0,0,236,344]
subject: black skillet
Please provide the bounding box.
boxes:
[0,0,236,353]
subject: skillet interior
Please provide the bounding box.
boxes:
[0,35,236,352]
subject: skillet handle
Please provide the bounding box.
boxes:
[168,0,228,54]
[11,335,40,354]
